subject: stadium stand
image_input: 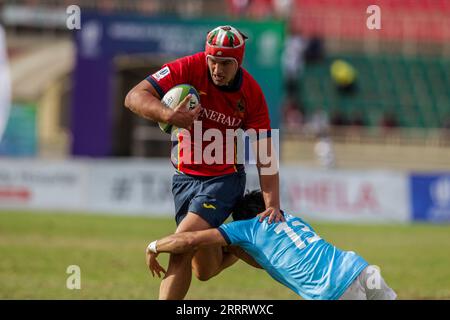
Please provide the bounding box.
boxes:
[299,54,450,129]
[292,0,450,44]
[0,0,227,18]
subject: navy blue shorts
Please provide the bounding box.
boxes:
[171,171,246,228]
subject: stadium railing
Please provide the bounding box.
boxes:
[282,126,450,170]
[284,126,450,147]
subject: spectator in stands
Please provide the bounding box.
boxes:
[309,109,336,169]
[379,112,400,138]
[227,0,250,18]
[380,112,399,129]
[330,109,349,127]
[329,109,348,137]
[309,108,330,137]
[248,0,273,19]
[273,0,293,20]
[281,29,307,99]
[442,115,450,145]
[304,35,325,64]
[314,136,336,169]
[350,111,366,128]
[346,110,367,138]
[139,1,159,15]
[443,115,450,131]
[177,0,203,18]
[282,96,304,131]
[330,59,358,95]
[98,0,115,13]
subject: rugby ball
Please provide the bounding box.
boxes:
[158,84,200,134]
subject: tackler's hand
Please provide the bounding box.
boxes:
[257,206,285,224]
[145,248,166,278]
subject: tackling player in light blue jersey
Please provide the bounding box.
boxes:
[146,190,397,300]
[218,211,367,300]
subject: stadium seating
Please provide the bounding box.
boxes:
[293,0,450,44]
[299,54,450,128]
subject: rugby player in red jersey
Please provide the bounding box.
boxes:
[125,25,283,299]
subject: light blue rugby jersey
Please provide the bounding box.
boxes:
[218,213,368,300]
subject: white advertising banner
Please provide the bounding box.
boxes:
[0,159,87,210]
[0,159,410,222]
[86,159,174,215]
[276,166,410,222]
[0,159,175,215]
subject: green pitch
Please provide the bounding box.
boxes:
[1,211,449,299]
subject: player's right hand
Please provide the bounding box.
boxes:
[167,94,202,130]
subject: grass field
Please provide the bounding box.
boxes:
[1,210,450,299]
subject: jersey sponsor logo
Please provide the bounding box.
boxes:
[203,203,216,210]
[200,107,243,127]
[152,66,170,81]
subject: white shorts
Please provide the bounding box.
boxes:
[339,265,397,300]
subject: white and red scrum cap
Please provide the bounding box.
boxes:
[205,25,248,67]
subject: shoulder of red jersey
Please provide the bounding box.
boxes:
[240,67,264,95]
[239,67,271,131]
[166,52,206,71]
[147,52,206,96]
[188,52,207,65]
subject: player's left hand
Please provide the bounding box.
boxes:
[145,249,166,278]
[257,206,285,224]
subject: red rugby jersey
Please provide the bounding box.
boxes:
[147,52,271,176]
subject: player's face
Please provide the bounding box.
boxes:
[207,57,239,86]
